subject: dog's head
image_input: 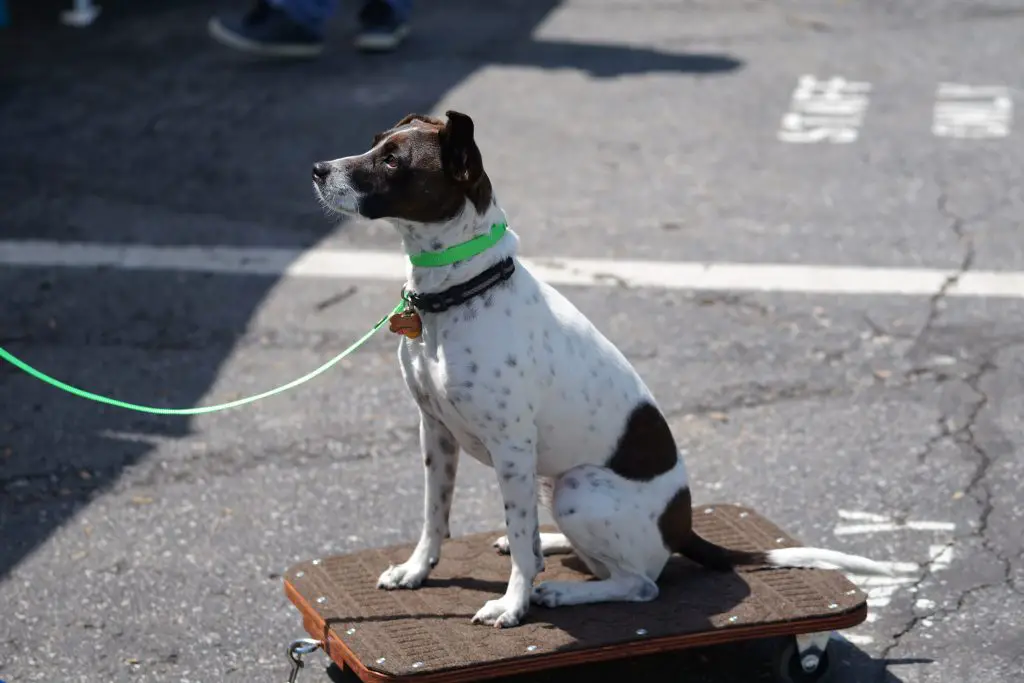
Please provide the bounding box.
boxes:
[313,110,492,224]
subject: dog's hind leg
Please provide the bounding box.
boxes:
[530,463,677,609]
[493,479,577,557]
[532,574,658,607]
[493,476,574,555]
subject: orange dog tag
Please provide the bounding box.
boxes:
[388,310,422,339]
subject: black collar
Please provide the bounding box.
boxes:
[402,257,516,314]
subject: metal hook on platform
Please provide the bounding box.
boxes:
[285,638,322,683]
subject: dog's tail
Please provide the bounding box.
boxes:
[678,530,894,577]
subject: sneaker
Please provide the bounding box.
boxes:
[208,0,324,58]
[354,0,409,52]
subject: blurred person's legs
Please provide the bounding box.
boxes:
[208,0,411,58]
[355,0,411,52]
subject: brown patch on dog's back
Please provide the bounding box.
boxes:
[605,401,678,481]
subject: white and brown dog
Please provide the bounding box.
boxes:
[312,111,890,629]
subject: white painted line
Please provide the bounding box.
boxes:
[6,240,1024,300]
[0,241,407,279]
[952,272,1024,298]
[833,520,957,535]
[831,518,958,641]
[866,560,921,574]
[847,576,920,589]
[934,83,1013,139]
[847,577,921,593]
[778,74,872,143]
[928,544,955,570]
[838,509,891,522]
[527,256,952,295]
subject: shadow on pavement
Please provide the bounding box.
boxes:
[486,634,917,682]
[0,0,742,588]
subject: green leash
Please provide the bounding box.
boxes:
[0,301,404,416]
[0,222,508,416]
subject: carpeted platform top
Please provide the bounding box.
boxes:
[284,504,867,682]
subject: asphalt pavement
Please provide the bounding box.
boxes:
[2,1,1023,681]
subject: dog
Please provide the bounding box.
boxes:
[312,110,891,629]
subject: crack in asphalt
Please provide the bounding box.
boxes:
[877,364,993,670]
[878,539,957,661]
[692,292,772,317]
[877,351,1020,674]
[911,357,992,465]
[875,172,1022,677]
[664,380,844,420]
[910,181,976,357]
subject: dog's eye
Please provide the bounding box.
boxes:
[383,153,398,168]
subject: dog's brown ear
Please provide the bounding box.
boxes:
[440,110,483,185]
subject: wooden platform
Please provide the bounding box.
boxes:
[284,504,868,683]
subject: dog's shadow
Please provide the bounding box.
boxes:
[489,633,923,683]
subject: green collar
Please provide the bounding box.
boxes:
[408,223,507,268]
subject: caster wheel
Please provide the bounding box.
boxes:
[773,638,834,683]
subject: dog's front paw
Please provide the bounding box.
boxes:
[377,561,431,590]
[531,581,567,608]
[471,596,529,628]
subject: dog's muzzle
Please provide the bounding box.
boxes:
[311,161,359,214]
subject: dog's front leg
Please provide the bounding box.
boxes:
[377,411,458,590]
[471,434,540,629]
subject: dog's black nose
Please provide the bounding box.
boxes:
[312,162,331,182]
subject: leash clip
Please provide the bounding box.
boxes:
[285,638,322,683]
